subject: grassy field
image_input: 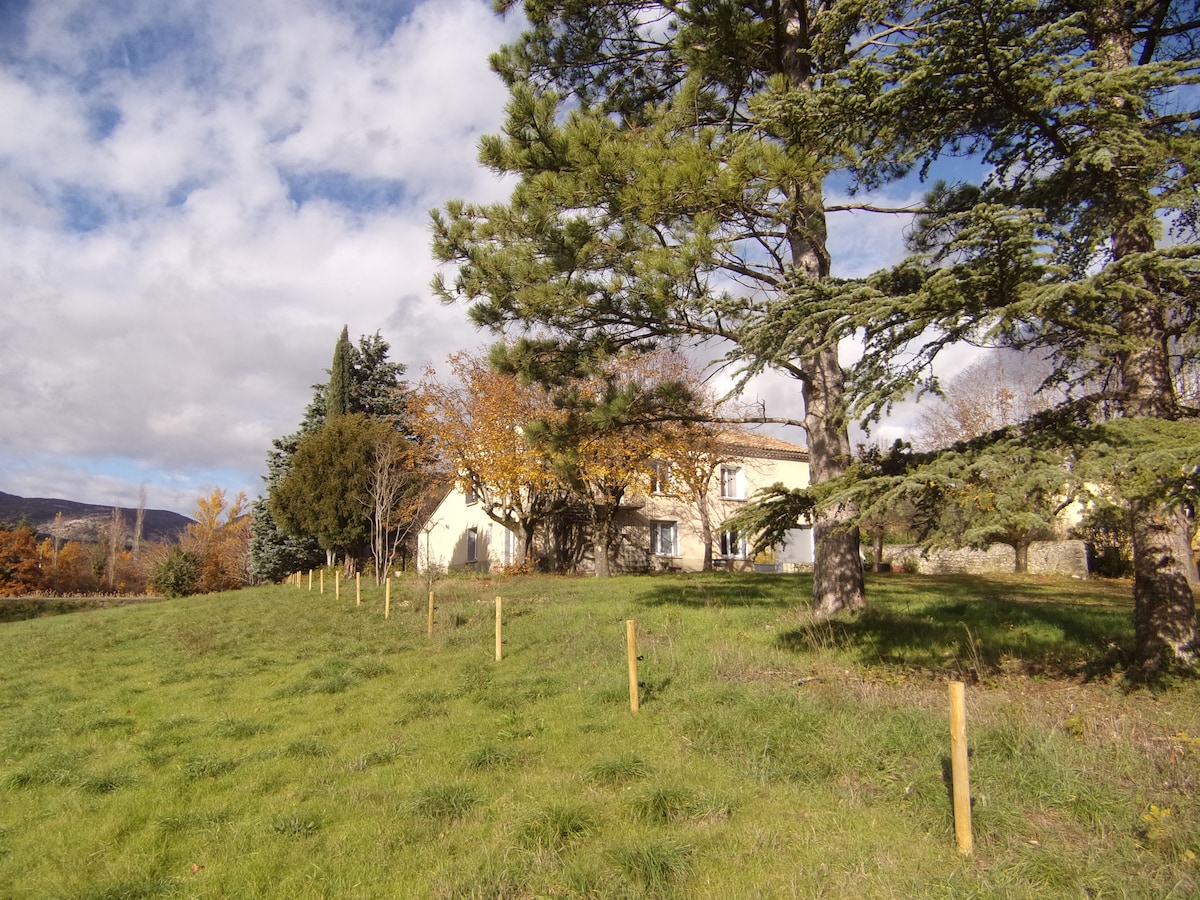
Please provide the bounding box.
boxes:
[0,571,1197,898]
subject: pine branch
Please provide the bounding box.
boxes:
[825,202,932,214]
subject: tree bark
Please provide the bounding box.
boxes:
[1092,1,1198,671]
[1132,500,1199,671]
[591,504,616,578]
[803,344,866,615]
[1014,541,1028,575]
[781,0,866,616]
[696,487,714,572]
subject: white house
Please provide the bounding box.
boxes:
[416,431,813,575]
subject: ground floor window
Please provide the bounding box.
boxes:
[720,529,748,559]
[466,527,479,563]
[650,521,679,557]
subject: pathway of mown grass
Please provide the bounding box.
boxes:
[0,572,1196,897]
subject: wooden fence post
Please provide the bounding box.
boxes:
[320,568,324,595]
[626,620,639,714]
[307,570,313,591]
[356,573,361,606]
[427,591,435,636]
[495,596,503,661]
[385,577,391,619]
[335,570,340,601]
[949,681,973,855]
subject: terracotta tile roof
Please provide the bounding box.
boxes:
[715,430,809,460]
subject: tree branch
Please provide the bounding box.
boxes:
[825,202,931,214]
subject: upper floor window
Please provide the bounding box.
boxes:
[464,484,478,506]
[719,465,744,500]
[649,460,672,494]
[650,521,679,557]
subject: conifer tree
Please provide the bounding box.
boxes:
[251,328,413,580]
[433,1,926,613]
[326,325,354,419]
[799,0,1200,671]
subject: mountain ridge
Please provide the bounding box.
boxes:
[0,491,194,544]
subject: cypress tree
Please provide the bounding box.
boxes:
[250,329,413,580]
[327,325,353,419]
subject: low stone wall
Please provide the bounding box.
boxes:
[884,540,1089,578]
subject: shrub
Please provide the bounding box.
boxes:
[151,547,202,598]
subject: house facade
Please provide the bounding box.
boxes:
[417,431,813,575]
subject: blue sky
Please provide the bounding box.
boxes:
[0,0,973,517]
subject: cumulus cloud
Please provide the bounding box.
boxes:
[0,0,522,514]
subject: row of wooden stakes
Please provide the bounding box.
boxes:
[286,568,972,854]
[287,569,646,714]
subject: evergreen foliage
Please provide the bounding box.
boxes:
[248,497,324,583]
[150,546,202,599]
[270,415,418,567]
[326,325,353,419]
[251,329,413,579]
[745,0,1200,669]
[431,0,949,612]
[427,1,1197,666]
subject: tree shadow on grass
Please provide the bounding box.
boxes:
[776,575,1134,680]
[635,571,1139,680]
[634,573,809,610]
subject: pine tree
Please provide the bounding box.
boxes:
[432,1,929,613]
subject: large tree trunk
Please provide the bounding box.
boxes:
[1013,541,1028,575]
[1092,2,1198,672]
[591,504,617,578]
[782,0,866,616]
[803,344,866,615]
[1132,499,1198,671]
[1119,303,1198,673]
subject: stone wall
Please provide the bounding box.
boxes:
[883,540,1089,578]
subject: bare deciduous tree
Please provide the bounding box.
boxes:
[914,354,1057,450]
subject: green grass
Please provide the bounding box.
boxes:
[1,571,1197,898]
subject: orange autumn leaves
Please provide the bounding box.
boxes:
[411,348,729,570]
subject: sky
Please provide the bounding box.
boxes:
[0,0,969,518]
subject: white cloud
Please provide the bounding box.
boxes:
[0,0,975,520]
[0,0,522,514]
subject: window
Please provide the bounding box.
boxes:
[650,521,679,557]
[719,466,744,500]
[503,527,516,567]
[649,460,671,494]
[466,527,478,563]
[720,529,748,559]
[464,485,478,505]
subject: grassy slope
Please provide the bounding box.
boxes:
[0,573,1197,899]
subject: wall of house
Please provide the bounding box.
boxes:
[416,492,517,574]
[624,452,812,573]
[418,441,813,576]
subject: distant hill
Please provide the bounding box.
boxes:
[0,491,194,544]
